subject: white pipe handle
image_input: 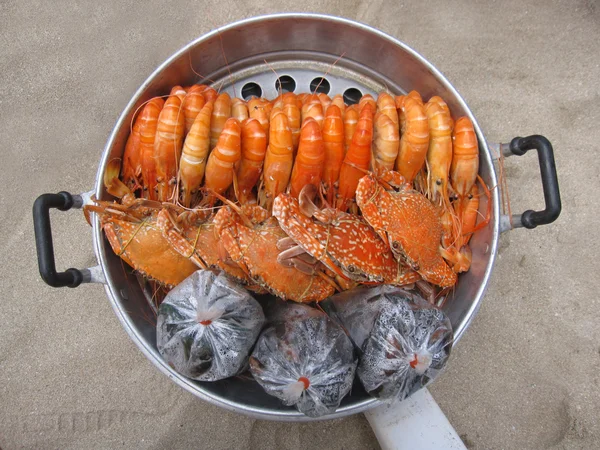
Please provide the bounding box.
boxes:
[364,388,466,450]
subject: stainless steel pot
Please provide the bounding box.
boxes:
[33,13,561,421]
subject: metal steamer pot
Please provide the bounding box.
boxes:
[33,14,561,421]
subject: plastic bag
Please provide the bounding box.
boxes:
[249,302,357,417]
[326,285,453,402]
[157,270,265,381]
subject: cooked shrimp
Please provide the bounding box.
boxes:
[210,92,232,149]
[179,101,213,207]
[203,117,242,206]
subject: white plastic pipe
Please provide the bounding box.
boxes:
[364,388,466,450]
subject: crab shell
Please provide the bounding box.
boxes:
[356,173,457,288]
[273,192,418,285]
[213,205,335,303]
[92,201,198,288]
[155,209,253,287]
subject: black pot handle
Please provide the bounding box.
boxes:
[33,192,86,287]
[507,135,561,229]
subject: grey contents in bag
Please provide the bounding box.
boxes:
[157,270,265,381]
[249,302,357,417]
[326,285,453,402]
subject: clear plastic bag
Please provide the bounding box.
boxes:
[249,302,357,417]
[326,285,453,402]
[156,270,265,381]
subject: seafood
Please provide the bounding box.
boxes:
[121,108,143,192]
[203,117,241,205]
[356,172,457,287]
[273,189,420,286]
[297,93,310,105]
[424,99,453,206]
[202,87,218,103]
[258,111,293,211]
[214,203,335,302]
[100,86,493,305]
[330,94,345,117]
[322,105,345,204]
[451,116,479,198]
[231,97,249,122]
[104,159,135,202]
[178,101,214,208]
[318,93,331,112]
[343,105,359,153]
[395,96,429,185]
[210,92,232,149]
[456,184,480,246]
[171,86,187,102]
[155,208,253,286]
[182,85,206,135]
[336,103,374,211]
[376,92,399,128]
[154,87,185,202]
[139,97,164,200]
[248,97,271,141]
[427,96,453,131]
[373,112,400,174]
[301,94,324,128]
[440,183,489,274]
[358,94,376,114]
[396,91,423,133]
[235,118,267,204]
[86,199,197,287]
[282,92,301,151]
[289,118,325,198]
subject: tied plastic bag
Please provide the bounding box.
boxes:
[249,302,357,417]
[326,285,453,402]
[157,270,265,381]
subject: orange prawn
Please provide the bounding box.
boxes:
[154,87,185,202]
[428,96,454,132]
[358,94,376,115]
[301,94,324,128]
[376,92,398,128]
[202,87,218,103]
[318,93,331,112]
[451,116,479,198]
[336,103,374,211]
[455,184,480,247]
[424,99,453,206]
[121,110,143,192]
[248,97,270,142]
[297,93,310,105]
[322,104,345,204]
[171,86,187,102]
[210,92,232,149]
[282,92,301,151]
[258,111,294,211]
[343,105,359,154]
[331,94,345,117]
[373,111,400,174]
[138,97,164,200]
[182,85,206,135]
[203,117,242,206]
[235,118,267,204]
[231,98,249,122]
[289,118,325,198]
[178,101,213,208]
[395,96,429,185]
[396,91,423,133]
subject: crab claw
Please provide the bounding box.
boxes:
[273,192,404,285]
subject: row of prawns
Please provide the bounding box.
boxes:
[89,83,489,304]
